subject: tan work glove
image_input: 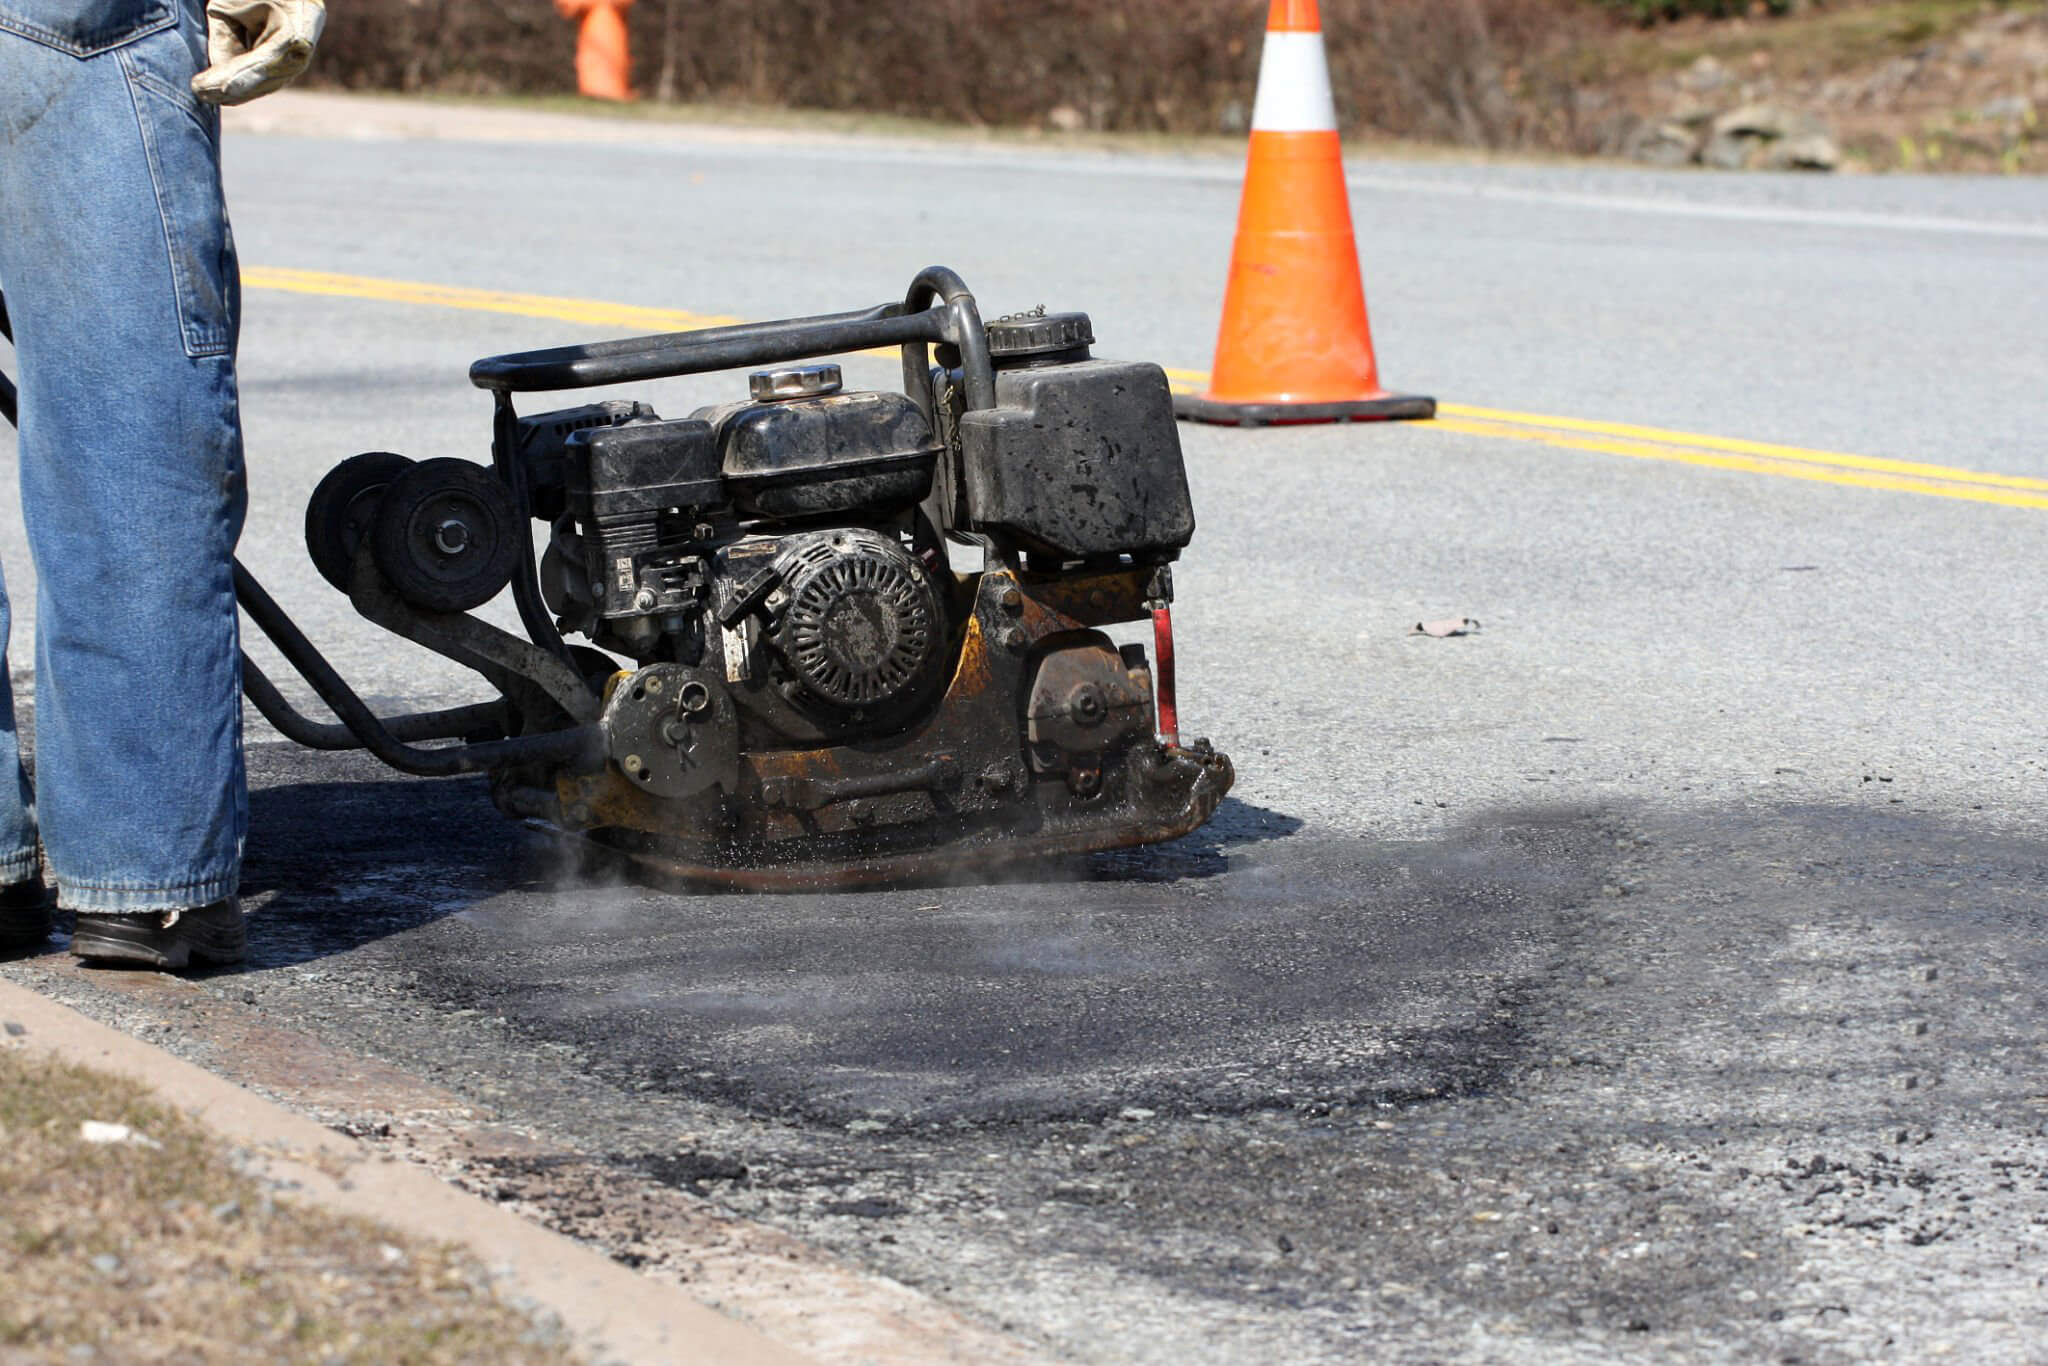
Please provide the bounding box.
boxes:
[191,0,327,106]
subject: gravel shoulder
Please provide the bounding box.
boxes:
[0,1044,575,1364]
[0,978,813,1365]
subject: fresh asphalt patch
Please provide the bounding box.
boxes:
[235,741,2048,1358]
[238,743,1615,1126]
[10,737,2045,1361]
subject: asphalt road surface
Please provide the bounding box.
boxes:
[5,98,2048,1362]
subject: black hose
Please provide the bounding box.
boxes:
[240,653,508,751]
[234,559,599,777]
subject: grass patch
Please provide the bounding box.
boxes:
[0,1050,575,1363]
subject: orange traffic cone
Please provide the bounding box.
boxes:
[556,0,636,103]
[1176,0,1432,426]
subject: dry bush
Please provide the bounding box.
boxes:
[316,0,567,94]
[311,0,1607,150]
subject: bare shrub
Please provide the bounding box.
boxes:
[316,0,567,94]
[310,0,1604,151]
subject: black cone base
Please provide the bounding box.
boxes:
[1174,391,1436,428]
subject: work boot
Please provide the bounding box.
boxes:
[71,897,246,971]
[0,880,52,955]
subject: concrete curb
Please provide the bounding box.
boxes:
[0,978,811,1366]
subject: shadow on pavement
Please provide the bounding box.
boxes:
[237,747,1307,972]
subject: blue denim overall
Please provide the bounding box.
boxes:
[0,0,247,912]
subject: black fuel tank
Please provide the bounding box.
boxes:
[702,387,940,520]
[958,358,1195,561]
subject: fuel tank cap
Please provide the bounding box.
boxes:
[749,363,844,401]
[986,309,1094,362]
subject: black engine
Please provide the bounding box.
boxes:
[522,310,1197,765]
[532,365,955,750]
[281,270,1230,886]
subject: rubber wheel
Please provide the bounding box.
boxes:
[370,457,522,614]
[304,451,414,594]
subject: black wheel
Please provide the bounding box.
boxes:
[304,451,414,594]
[370,457,521,613]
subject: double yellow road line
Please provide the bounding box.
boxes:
[245,267,2047,514]
[243,266,743,336]
[1422,404,2048,511]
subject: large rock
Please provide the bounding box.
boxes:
[1764,132,1843,172]
[1594,112,1645,159]
[1712,103,1806,140]
[1627,121,1700,167]
[1701,104,1839,173]
[1701,130,1761,170]
[1978,95,2036,124]
[1680,53,1731,95]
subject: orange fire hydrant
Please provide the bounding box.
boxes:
[554,0,635,102]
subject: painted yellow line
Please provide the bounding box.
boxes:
[241,267,742,335]
[1432,415,2048,512]
[1162,366,2042,507]
[244,268,2043,512]
[1435,401,2048,495]
[242,267,919,364]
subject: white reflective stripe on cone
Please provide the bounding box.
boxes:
[1248,31,1338,134]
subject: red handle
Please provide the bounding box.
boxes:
[1150,606,1180,750]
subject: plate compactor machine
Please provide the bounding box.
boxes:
[4,269,1233,888]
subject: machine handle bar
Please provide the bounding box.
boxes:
[468,267,997,412]
[469,303,911,391]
